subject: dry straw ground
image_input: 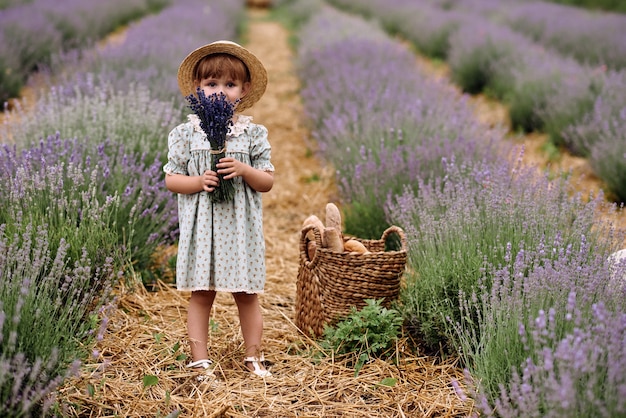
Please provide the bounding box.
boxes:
[52,6,625,418]
[55,9,473,418]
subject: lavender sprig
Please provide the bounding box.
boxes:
[185,89,237,202]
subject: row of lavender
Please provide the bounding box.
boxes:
[0,0,32,8]
[0,0,244,415]
[286,1,626,416]
[441,0,626,70]
[327,0,626,204]
[325,0,626,70]
[0,0,172,105]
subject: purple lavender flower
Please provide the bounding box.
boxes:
[185,90,236,202]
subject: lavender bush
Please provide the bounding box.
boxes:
[447,19,524,98]
[588,135,626,204]
[498,2,626,71]
[505,45,600,140]
[54,0,243,107]
[442,0,626,70]
[0,137,122,272]
[549,0,626,12]
[288,1,626,416]
[564,70,626,201]
[0,222,117,416]
[297,8,506,238]
[327,0,465,60]
[272,0,322,30]
[0,133,178,283]
[453,237,626,417]
[0,80,181,279]
[0,0,169,104]
[0,0,32,8]
[386,155,609,352]
[0,79,178,159]
[327,0,626,204]
[443,11,602,141]
[0,7,61,101]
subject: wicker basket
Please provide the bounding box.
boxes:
[295,224,407,337]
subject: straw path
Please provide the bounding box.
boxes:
[55,8,474,417]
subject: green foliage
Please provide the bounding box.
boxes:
[546,0,626,13]
[377,377,397,387]
[318,299,403,376]
[541,140,562,162]
[271,0,323,32]
[590,139,626,203]
[508,81,547,133]
[142,375,159,389]
[544,80,603,154]
[303,172,320,183]
[343,200,389,240]
[450,47,492,95]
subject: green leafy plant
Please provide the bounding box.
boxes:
[319,299,403,376]
[142,375,159,389]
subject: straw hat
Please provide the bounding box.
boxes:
[177,40,268,111]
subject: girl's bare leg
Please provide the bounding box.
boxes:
[233,292,267,371]
[187,290,216,361]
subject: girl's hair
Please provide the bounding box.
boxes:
[193,53,250,83]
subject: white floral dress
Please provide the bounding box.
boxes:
[163,114,274,293]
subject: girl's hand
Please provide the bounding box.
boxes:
[216,157,274,192]
[216,157,248,179]
[201,169,220,192]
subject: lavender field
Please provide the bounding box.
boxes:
[0,0,244,415]
[285,0,626,416]
[1,0,625,416]
[326,0,626,204]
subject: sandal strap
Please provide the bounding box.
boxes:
[187,359,213,369]
[244,356,271,378]
[243,355,265,363]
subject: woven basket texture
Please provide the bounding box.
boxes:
[295,225,407,337]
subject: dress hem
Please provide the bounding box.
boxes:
[177,287,265,294]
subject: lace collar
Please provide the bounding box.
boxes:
[188,114,253,137]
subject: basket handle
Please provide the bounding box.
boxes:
[299,224,323,267]
[381,225,407,251]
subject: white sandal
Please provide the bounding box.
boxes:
[244,356,272,378]
[186,359,216,381]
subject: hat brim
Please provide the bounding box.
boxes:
[177,40,267,112]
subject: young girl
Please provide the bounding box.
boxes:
[163,40,273,378]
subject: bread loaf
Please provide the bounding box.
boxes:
[344,239,370,254]
[325,203,342,232]
[324,227,345,252]
[302,215,325,246]
[306,239,317,260]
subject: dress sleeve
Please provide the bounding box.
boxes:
[163,123,190,176]
[249,124,275,172]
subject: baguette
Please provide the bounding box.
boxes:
[324,227,345,252]
[325,203,342,232]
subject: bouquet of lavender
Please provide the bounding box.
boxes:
[186,89,236,202]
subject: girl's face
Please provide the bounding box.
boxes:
[199,76,250,108]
